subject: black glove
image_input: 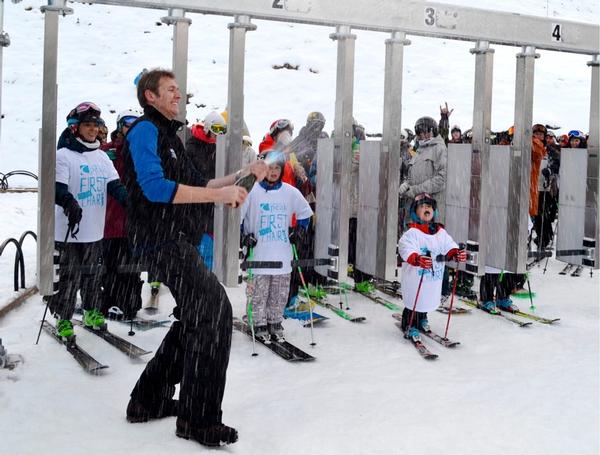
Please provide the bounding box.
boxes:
[541,168,551,179]
[289,226,308,245]
[241,233,257,249]
[63,198,82,236]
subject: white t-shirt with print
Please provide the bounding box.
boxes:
[398,226,458,312]
[54,147,119,243]
[241,182,313,275]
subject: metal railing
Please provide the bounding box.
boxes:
[0,230,37,291]
[0,170,38,191]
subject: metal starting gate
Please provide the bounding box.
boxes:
[3,0,596,294]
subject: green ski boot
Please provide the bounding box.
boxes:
[83,309,107,331]
[355,280,376,294]
[56,319,75,340]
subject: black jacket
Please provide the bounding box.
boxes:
[185,134,216,236]
[122,106,208,247]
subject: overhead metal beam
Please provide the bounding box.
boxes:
[75,0,599,55]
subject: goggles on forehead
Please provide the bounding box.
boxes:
[209,123,227,135]
[568,130,584,139]
[75,102,101,115]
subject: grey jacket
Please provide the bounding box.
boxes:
[402,134,448,222]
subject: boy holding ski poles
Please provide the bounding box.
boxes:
[240,150,313,343]
[397,193,467,342]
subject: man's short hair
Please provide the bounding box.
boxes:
[136,68,176,109]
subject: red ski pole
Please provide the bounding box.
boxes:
[444,243,466,339]
[406,251,431,332]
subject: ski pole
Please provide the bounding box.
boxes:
[543,212,559,275]
[406,250,430,333]
[291,242,316,347]
[36,226,71,344]
[246,246,258,356]
[525,274,536,311]
[444,245,465,339]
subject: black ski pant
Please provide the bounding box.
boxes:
[400,307,428,331]
[479,273,512,302]
[129,240,232,426]
[533,191,558,249]
[101,238,143,320]
[47,240,103,321]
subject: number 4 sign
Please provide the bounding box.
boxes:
[552,24,562,42]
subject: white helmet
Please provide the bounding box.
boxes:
[116,109,140,130]
[203,111,227,135]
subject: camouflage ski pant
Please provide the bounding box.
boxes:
[247,274,291,327]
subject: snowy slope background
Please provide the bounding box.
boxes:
[0,1,599,454]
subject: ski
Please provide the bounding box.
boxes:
[115,318,172,331]
[233,318,315,362]
[571,265,584,277]
[436,304,471,315]
[459,299,533,327]
[394,323,438,360]
[42,321,109,374]
[559,263,574,275]
[374,283,403,300]
[357,290,402,311]
[505,310,560,325]
[300,292,366,322]
[72,319,152,358]
[391,314,460,348]
[283,307,329,326]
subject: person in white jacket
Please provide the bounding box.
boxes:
[398,193,467,342]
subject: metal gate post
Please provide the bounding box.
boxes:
[161,8,191,141]
[585,54,599,268]
[469,40,494,274]
[329,25,356,283]
[379,31,410,280]
[213,14,255,286]
[37,0,72,296]
[508,45,539,273]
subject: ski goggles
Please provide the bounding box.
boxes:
[120,116,137,127]
[568,130,585,139]
[413,192,437,209]
[209,123,227,135]
[74,101,101,115]
[269,119,293,136]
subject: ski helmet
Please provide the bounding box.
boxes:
[410,192,437,222]
[414,116,438,137]
[269,119,294,138]
[203,111,227,136]
[400,128,415,143]
[568,130,585,140]
[116,109,139,131]
[66,101,103,126]
[451,125,462,134]
[306,111,325,124]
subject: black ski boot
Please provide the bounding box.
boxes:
[126,398,179,423]
[175,419,238,447]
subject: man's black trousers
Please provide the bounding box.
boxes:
[129,240,232,426]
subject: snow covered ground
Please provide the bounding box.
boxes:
[0,193,599,455]
[0,0,599,454]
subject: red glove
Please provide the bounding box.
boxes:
[418,255,433,268]
[456,249,468,262]
[407,253,432,269]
